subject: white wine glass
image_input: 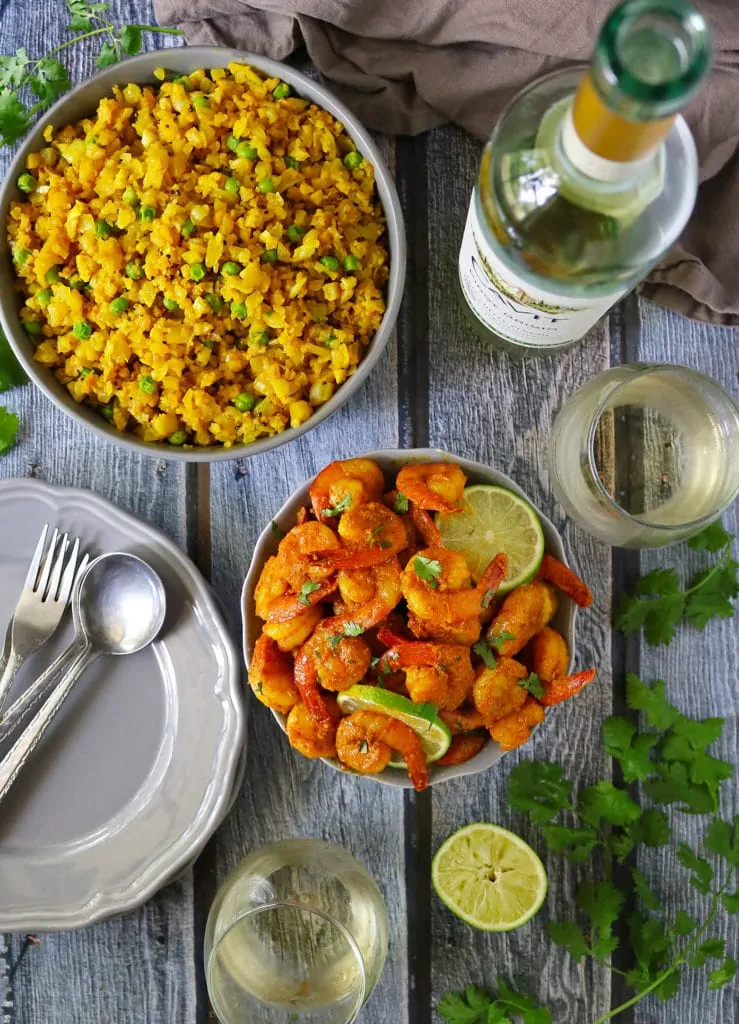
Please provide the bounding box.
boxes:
[204,839,389,1024]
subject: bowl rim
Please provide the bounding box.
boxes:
[0,46,406,463]
[241,448,579,790]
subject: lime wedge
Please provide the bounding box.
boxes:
[432,823,547,931]
[336,686,452,764]
[435,484,545,593]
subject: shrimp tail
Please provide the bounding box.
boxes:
[377,626,411,648]
[540,668,597,706]
[437,733,486,766]
[293,650,336,730]
[478,552,509,606]
[408,506,442,547]
[537,554,593,608]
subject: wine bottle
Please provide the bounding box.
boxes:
[458,0,712,352]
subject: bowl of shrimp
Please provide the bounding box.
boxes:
[242,450,597,790]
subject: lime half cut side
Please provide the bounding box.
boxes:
[435,484,545,593]
[336,686,452,764]
[432,823,547,931]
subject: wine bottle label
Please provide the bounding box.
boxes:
[458,199,627,348]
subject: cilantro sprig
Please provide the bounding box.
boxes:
[322,494,351,518]
[0,1,180,148]
[328,621,363,652]
[0,407,20,454]
[616,521,738,646]
[413,554,442,588]
[472,632,516,668]
[439,981,550,1024]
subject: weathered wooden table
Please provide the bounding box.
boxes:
[0,2,736,1022]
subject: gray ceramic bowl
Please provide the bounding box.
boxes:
[0,47,405,463]
[241,449,579,789]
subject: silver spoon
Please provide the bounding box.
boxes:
[0,552,166,805]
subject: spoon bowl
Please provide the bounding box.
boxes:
[76,553,167,656]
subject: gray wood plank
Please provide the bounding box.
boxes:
[0,3,196,1022]
[630,302,738,1024]
[207,130,410,1022]
[424,124,614,1024]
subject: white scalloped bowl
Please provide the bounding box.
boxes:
[242,449,578,788]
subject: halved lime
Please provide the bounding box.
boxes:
[336,686,452,764]
[435,484,545,593]
[432,823,547,931]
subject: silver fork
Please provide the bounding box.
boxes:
[0,525,86,712]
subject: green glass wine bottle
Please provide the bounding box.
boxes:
[458,0,712,352]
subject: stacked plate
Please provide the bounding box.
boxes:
[0,478,245,931]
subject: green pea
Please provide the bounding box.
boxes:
[17,173,37,194]
[224,177,240,195]
[13,248,31,266]
[181,218,195,238]
[343,254,361,272]
[287,224,307,242]
[73,320,93,340]
[285,156,299,170]
[343,151,363,170]
[168,429,188,446]
[230,302,247,319]
[190,263,206,282]
[234,392,257,412]
[193,95,209,108]
[222,261,242,277]
[138,206,156,222]
[139,375,157,394]
[68,276,89,292]
[79,367,95,379]
[324,332,337,348]
[37,289,53,307]
[163,298,180,311]
[252,330,271,346]
[319,255,339,272]
[110,297,129,314]
[227,135,240,152]
[24,320,42,335]
[100,403,115,421]
[125,261,143,279]
[172,75,191,89]
[273,83,290,99]
[45,266,62,284]
[236,141,257,160]
[205,293,224,312]
[122,186,138,205]
[261,249,278,264]
[258,177,275,194]
[95,219,116,239]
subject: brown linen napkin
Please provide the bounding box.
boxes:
[153,0,739,326]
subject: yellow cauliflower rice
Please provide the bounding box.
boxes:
[6,63,389,448]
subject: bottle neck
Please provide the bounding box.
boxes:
[560,71,674,183]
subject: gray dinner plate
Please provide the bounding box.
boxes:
[0,478,246,931]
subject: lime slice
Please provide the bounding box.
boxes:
[432,823,547,931]
[435,484,545,593]
[336,686,452,764]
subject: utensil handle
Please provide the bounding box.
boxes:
[0,639,87,745]
[0,646,95,805]
[0,646,22,714]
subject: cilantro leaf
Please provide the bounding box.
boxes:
[472,639,496,669]
[67,0,109,32]
[687,520,733,553]
[329,621,364,652]
[644,761,716,814]
[671,715,725,751]
[634,567,681,595]
[95,41,119,70]
[684,559,739,629]
[576,880,624,959]
[270,521,286,541]
[322,493,351,518]
[708,957,737,990]
[677,843,713,894]
[672,910,697,936]
[0,407,20,454]
[0,49,30,89]
[626,675,682,730]
[602,716,657,781]
[413,555,442,588]
[548,921,590,961]
[392,491,409,514]
[507,761,574,825]
[628,910,671,982]
[495,978,551,1022]
[518,672,544,698]
[705,816,739,866]
[628,809,671,848]
[578,781,641,828]
[0,329,27,391]
[488,630,516,651]
[653,968,683,1002]
[437,988,490,1024]
[721,890,739,914]
[0,89,30,146]
[297,581,321,606]
[29,58,71,107]
[631,868,661,912]
[539,824,598,862]
[688,937,725,968]
[118,25,143,56]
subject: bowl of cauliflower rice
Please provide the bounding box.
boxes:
[0,47,405,460]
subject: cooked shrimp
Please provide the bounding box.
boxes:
[489,698,545,752]
[262,578,337,624]
[487,581,558,656]
[337,558,403,617]
[339,558,404,630]
[439,705,486,734]
[437,733,487,766]
[310,458,385,521]
[407,610,482,646]
[254,556,290,621]
[286,698,341,759]
[296,618,372,694]
[408,506,442,547]
[295,506,310,526]
[472,656,529,724]
[335,711,429,791]
[540,669,597,706]
[395,463,467,512]
[537,553,593,608]
[262,606,323,652]
[278,522,341,589]
[249,635,301,715]
[528,626,568,682]
[379,639,474,711]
